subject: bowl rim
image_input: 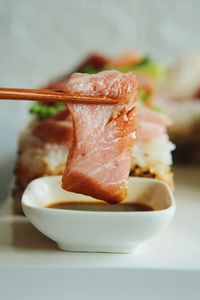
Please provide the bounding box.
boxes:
[21,176,176,216]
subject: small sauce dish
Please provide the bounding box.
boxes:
[22,176,175,253]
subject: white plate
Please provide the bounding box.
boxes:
[1,104,200,299]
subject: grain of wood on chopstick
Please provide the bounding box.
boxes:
[0,87,120,105]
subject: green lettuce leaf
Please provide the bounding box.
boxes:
[29,102,65,121]
[105,57,165,80]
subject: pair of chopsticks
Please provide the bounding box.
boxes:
[0,87,119,105]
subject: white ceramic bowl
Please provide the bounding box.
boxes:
[22,176,175,253]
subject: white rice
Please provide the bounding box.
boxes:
[44,144,68,169]
[131,134,175,169]
[18,127,174,183]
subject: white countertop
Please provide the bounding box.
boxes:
[0,167,200,271]
[0,167,200,299]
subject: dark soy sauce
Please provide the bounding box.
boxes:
[46,201,154,212]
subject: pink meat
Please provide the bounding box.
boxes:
[32,108,73,145]
[137,105,172,144]
[138,105,172,126]
[62,71,138,203]
[137,121,165,144]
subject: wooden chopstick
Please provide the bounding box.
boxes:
[0,87,119,105]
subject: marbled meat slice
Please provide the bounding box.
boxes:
[62,71,138,203]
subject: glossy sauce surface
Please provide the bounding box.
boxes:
[46,201,154,212]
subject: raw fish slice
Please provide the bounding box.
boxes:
[62,71,137,203]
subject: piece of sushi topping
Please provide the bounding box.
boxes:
[61,71,138,203]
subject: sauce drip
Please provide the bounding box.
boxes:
[46,201,154,212]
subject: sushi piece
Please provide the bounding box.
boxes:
[46,52,164,105]
[12,108,73,214]
[130,104,174,187]
[159,53,200,163]
[13,104,174,213]
[62,71,138,203]
[12,53,174,214]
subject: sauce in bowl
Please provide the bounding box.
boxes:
[46,201,154,212]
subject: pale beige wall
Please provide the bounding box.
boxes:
[0,0,199,87]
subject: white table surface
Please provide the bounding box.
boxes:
[1,104,200,299]
[1,170,200,300]
[0,166,200,270]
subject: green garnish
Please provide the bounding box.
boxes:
[138,89,149,103]
[78,57,165,81]
[79,65,98,74]
[104,57,165,80]
[29,102,65,121]
[133,57,151,68]
[151,105,163,113]
[132,57,166,81]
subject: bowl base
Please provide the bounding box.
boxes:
[57,242,138,254]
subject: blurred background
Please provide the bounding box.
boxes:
[1,0,200,87]
[0,0,200,200]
